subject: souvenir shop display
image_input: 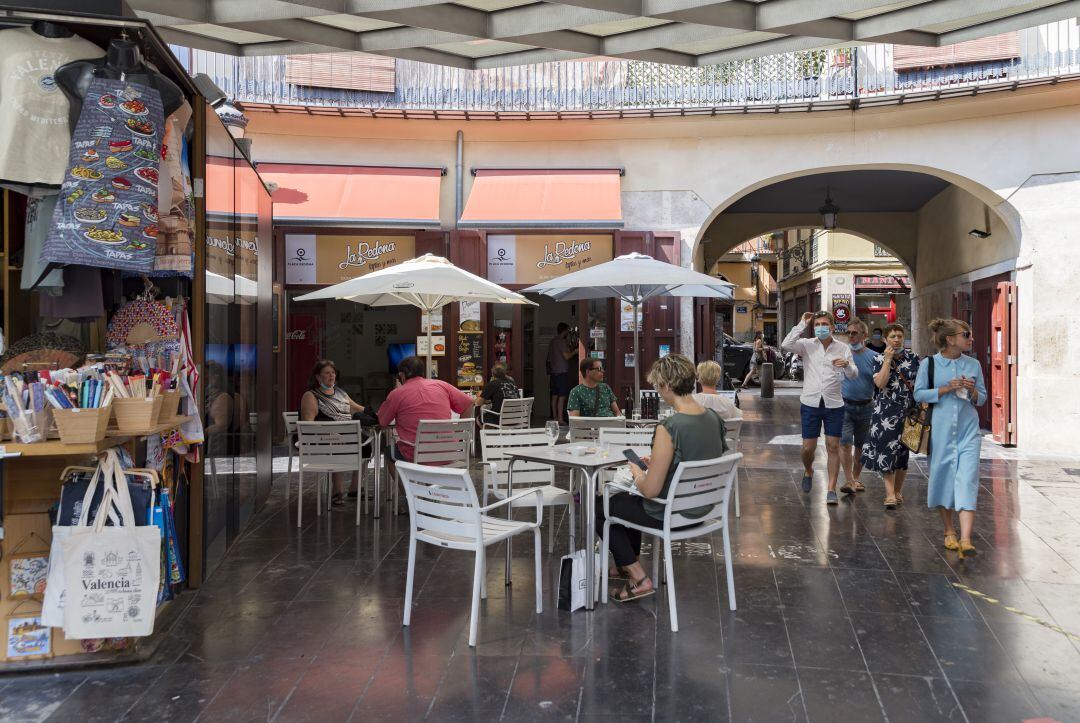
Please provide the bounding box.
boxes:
[0,332,84,375]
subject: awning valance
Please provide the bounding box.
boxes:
[460,168,622,229]
[258,163,443,227]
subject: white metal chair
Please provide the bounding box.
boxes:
[282,411,299,499]
[601,452,743,632]
[481,428,575,554]
[725,417,744,517]
[295,420,366,528]
[398,461,543,647]
[481,396,534,430]
[597,427,655,485]
[394,418,473,514]
[569,415,626,441]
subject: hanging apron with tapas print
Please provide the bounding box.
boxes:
[42,74,163,275]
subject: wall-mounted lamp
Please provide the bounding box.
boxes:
[818,186,840,230]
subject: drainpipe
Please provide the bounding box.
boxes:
[455,130,464,228]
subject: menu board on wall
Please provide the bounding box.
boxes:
[487,234,613,284]
[285,234,415,285]
[459,301,481,332]
[457,333,484,388]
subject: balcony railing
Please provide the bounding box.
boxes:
[176,20,1080,113]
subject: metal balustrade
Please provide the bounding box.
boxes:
[174,20,1080,113]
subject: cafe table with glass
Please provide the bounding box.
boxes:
[501,434,649,610]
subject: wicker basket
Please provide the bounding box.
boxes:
[156,390,181,425]
[112,396,164,434]
[53,405,112,444]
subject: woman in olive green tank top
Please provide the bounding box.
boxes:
[598,354,728,602]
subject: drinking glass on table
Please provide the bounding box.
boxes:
[545,420,560,447]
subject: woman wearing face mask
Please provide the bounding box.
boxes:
[866,328,887,354]
[299,359,368,507]
[860,324,919,509]
[913,318,986,556]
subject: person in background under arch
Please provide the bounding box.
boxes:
[475,362,520,425]
[741,332,766,390]
[299,359,368,507]
[547,322,577,423]
[838,317,878,497]
[914,318,986,557]
[867,327,888,354]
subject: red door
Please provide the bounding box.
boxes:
[287,312,324,411]
[990,281,1016,444]
[972,287,993,431]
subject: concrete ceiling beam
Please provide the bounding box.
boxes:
[502,31,605,55]
[696,35,838,64]
[223,18,358,49]
[357,4,488,37]
[359,26,476,51]
[156,26,240,53]
[373,46,478,68]
[642,0,756,29]
[473,47,589,68]
[938,0,1080,45]
[489,4,632,38]
[853,0,1039,41]
[603,22,741,55]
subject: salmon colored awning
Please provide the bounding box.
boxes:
[258,163,443,227]
[460,168,622,229]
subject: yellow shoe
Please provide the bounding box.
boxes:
[943,533,959,551]
[959,539,978,556]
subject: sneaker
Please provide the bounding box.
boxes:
[826,491,839,506]
[801,475,813,493]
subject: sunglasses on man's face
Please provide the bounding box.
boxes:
[591,366,604,372]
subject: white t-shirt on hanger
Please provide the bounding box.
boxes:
[0,27,104,188]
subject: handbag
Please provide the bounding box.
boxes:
[556,549,602,612]
[901,356,934,455]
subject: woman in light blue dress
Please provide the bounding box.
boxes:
[913,318,987,556]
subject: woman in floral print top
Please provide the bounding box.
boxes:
[860,324,920,509]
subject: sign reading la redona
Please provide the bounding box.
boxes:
[487,234,613,284]
[285,234,416,285]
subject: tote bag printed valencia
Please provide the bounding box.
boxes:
[61,455,160,639]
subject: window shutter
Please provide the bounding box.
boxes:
[893,32,1019,70]
[284,53,396,92]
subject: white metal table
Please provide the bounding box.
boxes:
[502,442,628,610]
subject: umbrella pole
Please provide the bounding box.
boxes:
[633,299,641,417]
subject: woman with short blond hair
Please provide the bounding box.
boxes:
[693,360,740,421]
[914,317,986,556]
[597,354,728,601]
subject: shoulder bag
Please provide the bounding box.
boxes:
[901,356,934,455]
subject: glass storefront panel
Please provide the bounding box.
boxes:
[202,106,274,575]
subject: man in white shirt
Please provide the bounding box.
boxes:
[782,311,859,505]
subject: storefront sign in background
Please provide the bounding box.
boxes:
[459,301,481,333]
[285,234,416,285]
[487,234,613,284]
[417,335,446,357]
[620,302,643,332]
[831,293,852,333]
[854,275,910,291]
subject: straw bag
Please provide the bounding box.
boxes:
[901,356,934,455]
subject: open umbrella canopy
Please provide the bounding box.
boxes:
[294,253,534,310]
[523,252,733,410]
[522,252,734,304]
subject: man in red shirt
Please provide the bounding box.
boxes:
[378,355,474,463]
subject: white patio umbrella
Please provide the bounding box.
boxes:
[294,253,534,376]
[523,252,734,412]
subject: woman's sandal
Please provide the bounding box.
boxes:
[959,539,978,557]
[613,575,655,603]
[943,533,960,551]
[608,566,630,580]
[330,493,346,508]
[852,481,866,492]
[895,493,904,505]
[884,497,898,510]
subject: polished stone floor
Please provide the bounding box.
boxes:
[4,390,1080,722]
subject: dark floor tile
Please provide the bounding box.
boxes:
[827,543,892,571]
[274,657,379,722]
[917,616,1024,684]
[198,657,312,722]
[0,673,88,721]
[428,654,517,716]
[774,566,843,611]
[654,659,730,720]
[784,610,866,673]
[949,679,1043,722]
[578,654,654,716]
[834,568,912,614]
[798,668,885,722]
[503,656,585,720]
[727,664,806,722]
[121,662,233,722]
[721,608,795,668]
[873,674,964,723]
[897,572,974,620]
[47,666,166,722]
[851,612,941,676]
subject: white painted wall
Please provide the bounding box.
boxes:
[245,82,1080,452]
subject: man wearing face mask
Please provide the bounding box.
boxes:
[867,327,887,354]
[839,318,879,497]
[782,311,859,505]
